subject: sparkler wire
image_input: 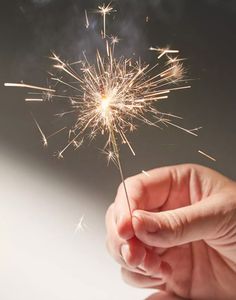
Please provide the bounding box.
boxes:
[110,127,132,219]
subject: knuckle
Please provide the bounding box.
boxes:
[106,237,124,266]
[116,176,146,208]
[159,211,186,245]
[121,268,137,287]
[121,267,156,288]
[121,267,130,284]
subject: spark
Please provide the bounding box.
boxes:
[111,35,120,46]
[74,215,88,234]
[198,150,216,162]
[142,170,150,177]
[47,127,67,139]
[101,149,118,166]
[4,83,55,93]
[149,47,179,59]
[31,112,47,147]
[25,98,44,102]
[85,10,89,29]
[97,3,116,38]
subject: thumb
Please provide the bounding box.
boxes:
[132,195,233,248]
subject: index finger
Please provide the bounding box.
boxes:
[114,165,176,240]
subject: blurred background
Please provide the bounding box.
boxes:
[0,0,236,299]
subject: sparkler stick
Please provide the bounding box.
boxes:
[110,128,132,217]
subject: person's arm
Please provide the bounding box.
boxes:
[106,164,236,299]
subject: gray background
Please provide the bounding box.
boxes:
[0,0,236,299]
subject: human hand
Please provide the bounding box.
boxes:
[106,164,236,299]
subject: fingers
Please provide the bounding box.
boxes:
[121,267,166,289]
[113,164,234,242]
[145,291,184,300]
[106,203,147,268]
[120,250,172,288]
[120,238,146,267]
[132,193,236,248]
[114,166,178,240]
[106,205,172,283]
[139,251,172,279]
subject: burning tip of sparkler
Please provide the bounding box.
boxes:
[100,95,111,113]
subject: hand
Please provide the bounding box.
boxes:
[105,164,236,299]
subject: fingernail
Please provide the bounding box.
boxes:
[121,244,130,262]
[117,215,134,240]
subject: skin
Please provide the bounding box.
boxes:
[105,164,236,300]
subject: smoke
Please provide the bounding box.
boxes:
[14,0,236,79]
[31,0,55,6]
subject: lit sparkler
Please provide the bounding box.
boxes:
[4,3,198,219]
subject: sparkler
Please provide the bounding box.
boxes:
[4,3,200,219]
